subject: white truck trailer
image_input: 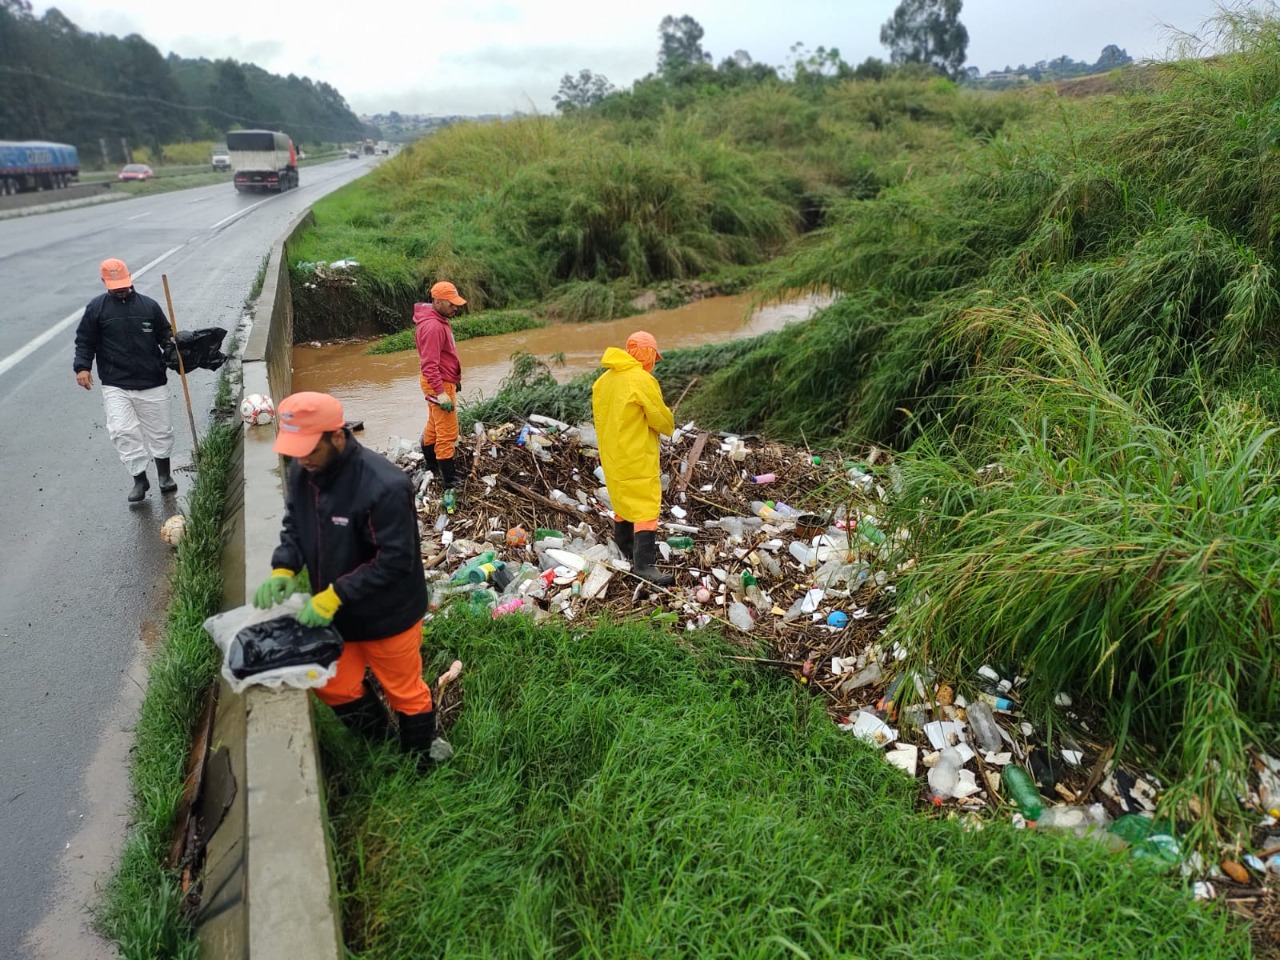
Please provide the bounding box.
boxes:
[226,129,298,192]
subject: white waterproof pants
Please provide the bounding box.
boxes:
[101,384,175,477]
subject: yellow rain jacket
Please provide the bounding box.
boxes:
[591,347,674,522]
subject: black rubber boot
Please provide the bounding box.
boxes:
[438,457,458,513]
[155,457,178,494]
[398,708,438,773]
[631,530,674,586]
[613,520,635,560]
[420,441,438,473]
[127,472,149,503]
[331,688,393,743]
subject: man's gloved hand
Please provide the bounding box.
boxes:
[252,569,297,609]
[297,585,342,628]
[436,392,454,413]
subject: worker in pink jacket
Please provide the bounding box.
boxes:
[414,280,465,512]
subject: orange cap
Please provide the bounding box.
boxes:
[100,258,132,291]
[430,280,467,305]
[626,330,662,361]
[273,392,345,457]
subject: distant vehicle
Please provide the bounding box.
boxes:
[211,146,231,172]
[227,129,298,192]
[376,140,390,155]
[0,140,79,195]
[363,138,375,156]
[118,163,154,181]
[347,149,360,159]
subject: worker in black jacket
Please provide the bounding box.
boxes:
[251,391,438,768]
[73,258,179,503]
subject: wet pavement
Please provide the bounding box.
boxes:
[293,292,831,444]
[0,156,377,959]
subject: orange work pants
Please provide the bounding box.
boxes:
[314,619,433,714]
[615,513,658,532]
[420,378,459,460]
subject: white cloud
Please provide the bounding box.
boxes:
[35,0,1231,116]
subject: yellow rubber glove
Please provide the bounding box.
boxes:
[297,585,342,628]
[252,569,296,609]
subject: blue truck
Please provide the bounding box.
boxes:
[0,141,80,195]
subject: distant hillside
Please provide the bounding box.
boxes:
[0,1,374,162]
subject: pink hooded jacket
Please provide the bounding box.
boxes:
[413,303,462,394]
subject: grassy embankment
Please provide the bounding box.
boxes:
[94,315,247,958]
[324,612,1245,959]
[289,75,1028,341]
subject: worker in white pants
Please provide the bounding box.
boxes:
[74,258,181,503]
[100,384,175,479]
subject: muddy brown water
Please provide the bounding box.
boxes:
[292,292,830,445]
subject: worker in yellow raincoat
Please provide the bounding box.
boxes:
[591,331,675,585]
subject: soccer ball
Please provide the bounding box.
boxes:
[240,393,275,425]
[160,514,186,547]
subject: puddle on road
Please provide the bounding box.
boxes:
[292,291,831,446]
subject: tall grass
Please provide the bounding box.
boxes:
[884,315,1280,851]
[96,422,236,958]
[321,611,1244,958]
[367,310,546,355]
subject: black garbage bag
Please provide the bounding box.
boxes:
[165,327,229,373]
[226,614,343,680]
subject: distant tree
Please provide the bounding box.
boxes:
[553,69,615,112]
[853,56,889,81]
[1095,44,1132,70]
[658,14,712,75]
[879,0,969,80]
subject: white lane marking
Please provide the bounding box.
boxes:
[207,194,277,232]
[126,212,152,221]
[0,244,185,379]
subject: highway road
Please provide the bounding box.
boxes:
[0,155,375,959]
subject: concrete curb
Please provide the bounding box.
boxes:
[197,209,343,959]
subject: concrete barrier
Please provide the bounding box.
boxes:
[197,209,343,959]
[0,180,113,212]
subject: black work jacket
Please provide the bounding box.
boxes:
[271,432,428,641]
[73,289,172,390]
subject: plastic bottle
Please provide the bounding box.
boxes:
[741,571,766,608]
[593,465,607,484]
[442,489,456,514]
[750,472,776,484]
[1001,765,1044,822]
[750,500,776,521]
[770,501,799,520]
[727,601,754,633]
[965,699,1003,753]
[517,424,531,446]
[534,528,564,541]
[1036,804,1111,836]
[467,559,508,585]
[467,589,497,611]
[666,536,694,550]
[857,517,886,545]
[928,747,964,802]
[550,489,576,507]
[451,550,496,583]
[788,541,818,568]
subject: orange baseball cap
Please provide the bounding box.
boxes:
[626,330,663,361]
[430,280,467,305]
[273,392,345,457]
[100,258,132,290]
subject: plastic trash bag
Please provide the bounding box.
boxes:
[165,327,229,373]
[203,594,343,693]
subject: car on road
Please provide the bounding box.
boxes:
[346,149,360,159]
[211,147,231,172]
[117,163,154,181]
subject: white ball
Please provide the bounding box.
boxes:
[240,393,276,425]
[160,514,186,547]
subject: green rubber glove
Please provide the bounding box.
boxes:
[253,569,297,609]
[297,585,341,628]
[435,392,454,413]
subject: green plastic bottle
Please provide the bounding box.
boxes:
[534,528,564,541]
[452,550,496,583]
[1001,765,1044,822]
[666,536,694,550]
[442,489,456,514]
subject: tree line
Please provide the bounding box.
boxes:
[0,0,373,163]
[555,0,1130,112]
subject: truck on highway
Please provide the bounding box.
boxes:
[363,138,376,156]
[0,140,79,195]
[376,140,391,155]
[226,129,298,192]
[211,145,231,171]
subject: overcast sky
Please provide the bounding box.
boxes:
[35,0,1242,116]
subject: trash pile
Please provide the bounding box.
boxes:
[385,413,1280,906]
[294,258,360,290]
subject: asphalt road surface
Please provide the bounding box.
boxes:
[0,156,375,959]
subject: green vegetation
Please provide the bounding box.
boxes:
[368,310,546,354]
[110,171,232,197]
[323,611,1243,958]
[290,76,1030,340]
[96,421,235,959]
